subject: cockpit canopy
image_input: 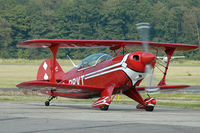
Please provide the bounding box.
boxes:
[77,53,112,69]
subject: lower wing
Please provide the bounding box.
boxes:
[136,85,190,91]
[17,80,104,98]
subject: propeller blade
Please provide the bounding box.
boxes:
[145,64,160,94]
[145,64,152,86]
[136,22,150,52]
[136,22,160,94]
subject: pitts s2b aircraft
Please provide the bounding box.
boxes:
[17,24,198,111]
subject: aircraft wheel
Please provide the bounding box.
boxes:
[100,105,109,111]
[45,101,50,106]
[145,106,154,111]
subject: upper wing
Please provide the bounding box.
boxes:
[17,39,198,51]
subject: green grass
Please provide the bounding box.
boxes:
[147,93,200,99]
[154,66,200,85]
[0,59,199,88]
[157,100,200,109]
[0,95,95,103]
[0,59,81,88]
[113,93,200,109]
[0,92,200,109]
[170,59,200,66]
[140,65,200,86]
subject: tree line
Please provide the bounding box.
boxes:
[0,0,200,60]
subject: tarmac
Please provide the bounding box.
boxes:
[0,102,200,133]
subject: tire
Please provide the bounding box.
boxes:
[100,105,109,111]
[145,106,154,111]
[45,101,50,106]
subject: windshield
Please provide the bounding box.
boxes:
[77,53,112,69]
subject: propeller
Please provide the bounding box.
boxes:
[136,22,160,94]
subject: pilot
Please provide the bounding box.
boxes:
[82,60,89,68]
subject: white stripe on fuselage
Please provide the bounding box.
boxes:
[85,67,122,79]
[85,54,130,77]
[85,67,144,85]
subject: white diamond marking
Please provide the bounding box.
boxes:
[43,62,48,70]
[55,66,58,72]
[44,73,49,80]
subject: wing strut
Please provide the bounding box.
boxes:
[158,48,175,86]
[50,45,59,83]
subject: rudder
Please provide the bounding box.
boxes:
[37,58,64,81]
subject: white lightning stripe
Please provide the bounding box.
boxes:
[145,98,154,103]
[147,104,155,106]
[85,62,121,77]
[85,67,122,79]
[85,53,130,77]
[93,96,110,106]
[85,66,145,86]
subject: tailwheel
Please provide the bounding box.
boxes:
[100,105,109,111]
[45,101,50,106]
[45,96,56,106]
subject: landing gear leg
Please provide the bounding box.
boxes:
[45,96,56,106]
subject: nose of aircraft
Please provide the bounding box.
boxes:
[126,52,156,73]
[141,52,156,65]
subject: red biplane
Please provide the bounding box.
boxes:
[16,24,198,111]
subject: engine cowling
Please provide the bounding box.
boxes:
[126,52,156,72]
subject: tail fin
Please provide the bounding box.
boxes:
[37,59,64,81]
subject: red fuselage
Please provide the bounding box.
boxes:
[54,52,156,98]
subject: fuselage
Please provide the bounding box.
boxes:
[57,52,156,98]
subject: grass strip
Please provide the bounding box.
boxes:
[0,92,200,109]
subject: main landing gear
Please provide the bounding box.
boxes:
[144,97,156,111]
[136,97,156,112]
[45,96,56,106]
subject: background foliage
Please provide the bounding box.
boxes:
[0,0,200,59]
